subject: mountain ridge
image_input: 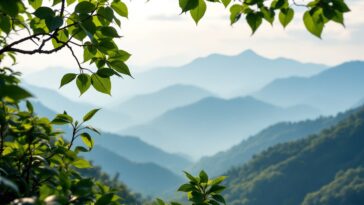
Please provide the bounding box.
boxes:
[254,61,364,115]
[122,96,320,158]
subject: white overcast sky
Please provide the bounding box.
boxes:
[14,0,364,74]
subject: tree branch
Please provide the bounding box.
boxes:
[66,44,85,71]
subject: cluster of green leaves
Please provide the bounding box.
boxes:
[0,0,131,96]
[155,171,227,205]
[0,68,129,204]
[179,0,350,38]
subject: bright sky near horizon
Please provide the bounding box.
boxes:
[14,0,364,74]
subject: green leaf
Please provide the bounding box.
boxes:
[0,15,12,34]
[26,100,34,113]
[97,7,114,24]
[0,85,32,101]
[279,8,294,28]
[95,193,114,205]
[75,146,89,152]
[155,198,167,205]
[28,0,42,9]
[331,10,344,26]
[333,0,350,13]
[207,185,226,194]
[210,176,227,185]
[51,113,73,125]
[99,26,119,37]
[97,68,118,78]
[221,0,231,8]
[91,74,111,95]
[183,171,198,183]
[52,29,68,48]
[229,4,242,25]
[179,0,199,13]
[108,60,131,76]
[97,40,117,54]
[111,0,128,18]
[246,12,262,34]
[303,10,324,38]
[60,73,77,88]
[72,158,92,168]
[46,16,63,31]
[109,50,131,62]
[34,7,55,19]
[178,183,195,192]
[190,0,206,25]
[212,195,226,205]
[81,133,93,150]
[261,7,275,25]
[76,74,91,95]
[271,0,287,9]
[83,108,100,122]
[86,126,101,135]
[199,170,208,183]
[0,0,19,17]
[66,0,76,6]
[75,1,96,14]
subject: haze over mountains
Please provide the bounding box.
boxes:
[23,50,326,106]
[23,83,132,131]
[255,61,364,115]
[113,84,213,124]
[21,50,364,199]
[122,96,319,157]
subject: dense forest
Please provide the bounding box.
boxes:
[221,106,364,205]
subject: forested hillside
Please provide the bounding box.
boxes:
[301,167,364,205]
[192,108,354,176]
[222,106,364,205]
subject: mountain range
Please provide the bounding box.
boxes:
[23,82,132,131]
[23,50,327,106]
[122,96,320,158]
[254,61,364,115]
[222,106,364,205]
[112,84,213,124]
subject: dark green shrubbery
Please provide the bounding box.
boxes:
[0,68,130,204]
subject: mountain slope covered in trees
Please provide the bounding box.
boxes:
[222,106,364,205]
[191,109,353,176]
[301,167,364,205]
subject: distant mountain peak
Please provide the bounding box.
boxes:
[237,49,259,57]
